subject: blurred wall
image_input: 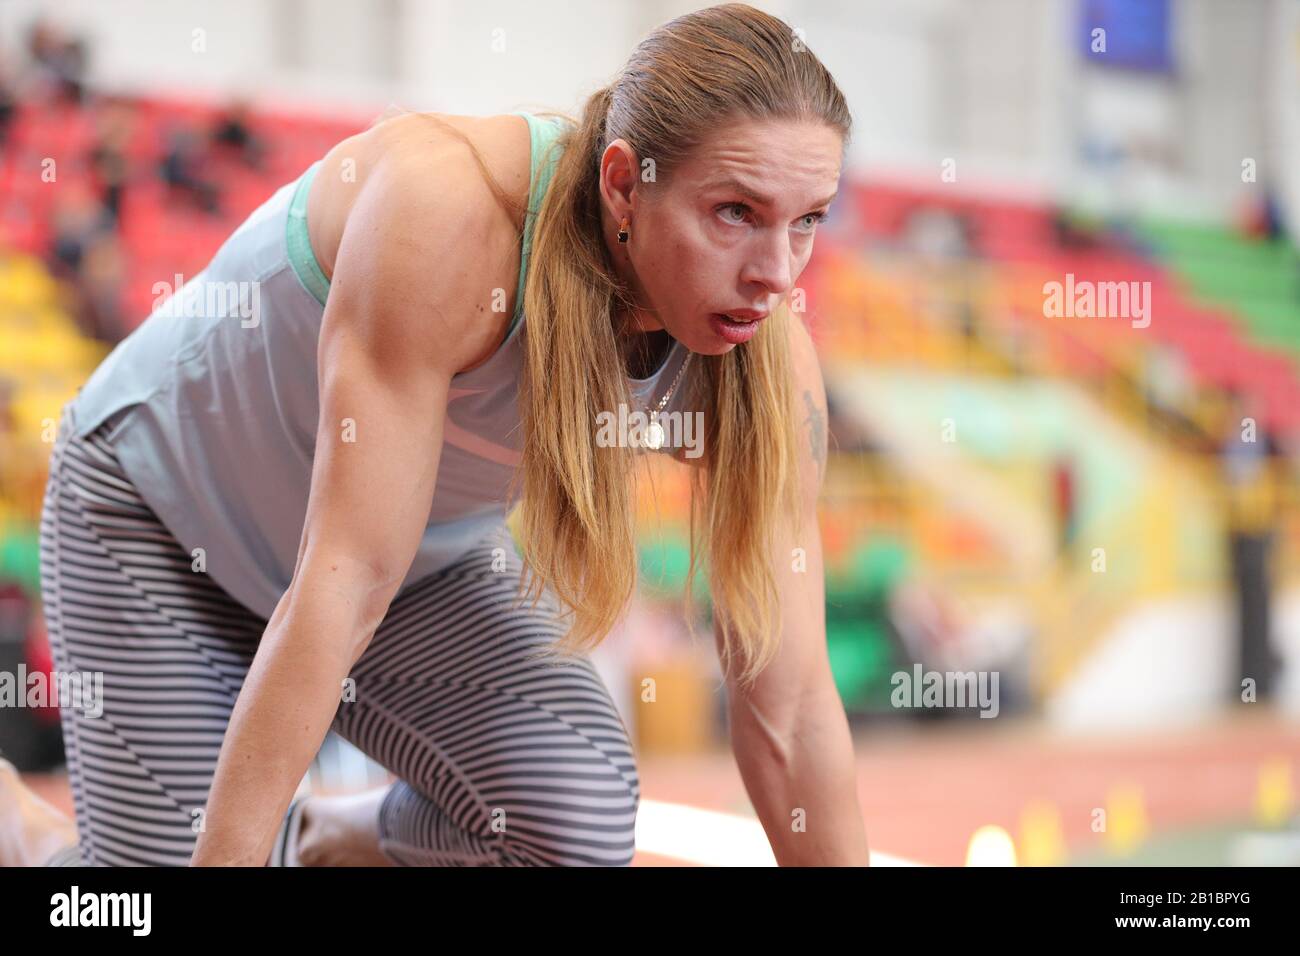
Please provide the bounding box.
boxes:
[1,0,1294,221]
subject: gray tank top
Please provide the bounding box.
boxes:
[66,111,696,619]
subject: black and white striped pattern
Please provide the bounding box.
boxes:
[39,406,640,866]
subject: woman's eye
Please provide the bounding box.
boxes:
[717,204,829,230]
[719,203,749,224]
[796,212,829,233]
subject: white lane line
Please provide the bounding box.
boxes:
[635,798,925,866]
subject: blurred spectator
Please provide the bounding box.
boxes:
[48,184,109,276]
[1239,181,1287,244]
[888,578,962,671]
[24,18,89,106]
[46,184,122,341]
[54,38,89,105]
[1218,390,1282,704]
[902,207,972,260]
[88,100,136,227]
[902,207,981,351]
[1238,182,1300,309]
[1050,452,1077,561]
[24,18,63,72]
[0,378,15,435]
[211,97,268,170]
[0,55,17,152]
[78,232,126,342]
[1051,208,1105,250]
[1142,343,1193,423]
[158,127,222,214]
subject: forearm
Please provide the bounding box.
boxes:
[732,689,869,866]
[189,583,376,866]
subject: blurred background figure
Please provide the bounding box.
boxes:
[158,126,221,214]
[86,98,134,227]
[1219,389,1284,703]
[1050,452,1077,562]
[0,53,18,152]
[210,96,268,171]
[1241,179,1288,244]
[45,182,123,340]
[23,17,88,106]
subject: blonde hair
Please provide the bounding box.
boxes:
[380,4,852,689]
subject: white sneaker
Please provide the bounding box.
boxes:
[267,795,310,867]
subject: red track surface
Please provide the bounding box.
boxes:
[634,706,1299,865]
[17,706,1297,866]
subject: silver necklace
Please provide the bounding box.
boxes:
[639,351,693,450]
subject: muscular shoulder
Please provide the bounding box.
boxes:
[362,111,531,230]
[310,111,534,375]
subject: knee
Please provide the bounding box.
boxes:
[490,758,640,867]
[378,760,640,867]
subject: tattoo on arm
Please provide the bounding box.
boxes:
[802,390,827,484]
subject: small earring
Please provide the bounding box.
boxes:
[617,216,630,243]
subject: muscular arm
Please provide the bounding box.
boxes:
[190,148,506,866]
[716,314,869,865]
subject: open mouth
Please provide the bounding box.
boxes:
[709,312,763,343]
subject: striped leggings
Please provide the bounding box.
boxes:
[37,406,640,866]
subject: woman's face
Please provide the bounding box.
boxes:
[600,115,843,355]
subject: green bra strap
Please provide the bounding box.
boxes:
[285,115,571,321]
[285,162,331,308]
[508,111,572,337]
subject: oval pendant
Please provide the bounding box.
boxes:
[644,420,665,450]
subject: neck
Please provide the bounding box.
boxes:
[601,204,671,377]
[615,310,672,379]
